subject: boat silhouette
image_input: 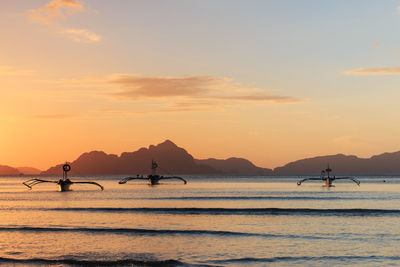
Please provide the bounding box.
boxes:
[23,163,104,191]
[119,160,187,185]
[297,165,360,187]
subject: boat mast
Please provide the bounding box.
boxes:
[325,164,332,179]
[151,160,158,176]
[62,163,71,181]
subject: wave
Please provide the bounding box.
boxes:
[142,196,391,201]
[4,255,399,267]
[47,207,400,216]
[0,195,389,202]
[0,256,190,266]
[0,226,259,236]
[0,226,329,240]
[2,226,392,241]
[211,255,400,264]
[144,196,365,200]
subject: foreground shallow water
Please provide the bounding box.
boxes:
[0,175,399,266]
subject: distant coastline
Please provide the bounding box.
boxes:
[2,140,400,176]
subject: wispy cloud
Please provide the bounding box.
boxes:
[345,67,400,75]
[93,106,213,115]
[108,74,302,103]
[167,102,220,108]
[111,75,217,98]
[62,28,101,43]
[0,66,33,76]
[165,102,227,112]
[210,94,300,103]
[39,73,303,114]
[28,0,101,43]
[29,0,84,24]
[33,114,77,119]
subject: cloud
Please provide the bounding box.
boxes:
[210,94,301,103]
[29,0,101,43]
[345,67,400,75]
[62,28,101,43]
[167,102,219,108]
[0,66,33,76]
[39,74,303,115]
[29,0,84,24]
[108,74,302,103]
[33,114,77,119]
[374,41,381,48]
[111,75,217,98]
[165,102,226,112]
[93,106,213,115]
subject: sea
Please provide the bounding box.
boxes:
[0,175,399,266]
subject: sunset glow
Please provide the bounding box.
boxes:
[2,1,400,170]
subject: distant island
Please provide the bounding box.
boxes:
[2,140,400,175]
[0,165,42,175]
[41,140,273,175]
[274,152,400,175]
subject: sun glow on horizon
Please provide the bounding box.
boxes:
[1,1,400,170]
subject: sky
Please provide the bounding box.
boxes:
[2,0,400,170]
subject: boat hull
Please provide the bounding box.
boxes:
[58,179,72,192]
[148,175,160,185]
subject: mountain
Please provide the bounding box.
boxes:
[19,140,400,176]
[42,140,271,175]
[16,167,42,175]
[273,152,400,175]
[196,157,272,175]
[0,165,21,175]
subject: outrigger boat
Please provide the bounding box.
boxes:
[119,160,187,185]
[23,163,104,191]
[297,165,360,187]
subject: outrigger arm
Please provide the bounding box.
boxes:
[118,176,187,184]
[119,176,148,184]
[71,181,104,190]
[334,177,360,186]
[23,179,104,190]
[297,176,360,186]
[297,177,323,186]
[23,179,58,189]
[158,176,187,184]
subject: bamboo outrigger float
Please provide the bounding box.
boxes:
[23,163,104,191]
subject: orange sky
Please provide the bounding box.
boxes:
[2,1,400,170]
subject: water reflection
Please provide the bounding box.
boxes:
[0,176,399,265]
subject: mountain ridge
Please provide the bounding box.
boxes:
[0,166,42,175]
[3,140,400,175]
[0,165,21,175]
[273,152,400,175]
[41,140,272,175]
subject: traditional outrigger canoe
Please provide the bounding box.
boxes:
[297,165,360,187]
[23,163,104,191]
[119,160,187,185]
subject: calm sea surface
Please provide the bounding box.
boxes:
[0,175,399,266]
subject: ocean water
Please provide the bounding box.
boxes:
[0,175,400,266]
